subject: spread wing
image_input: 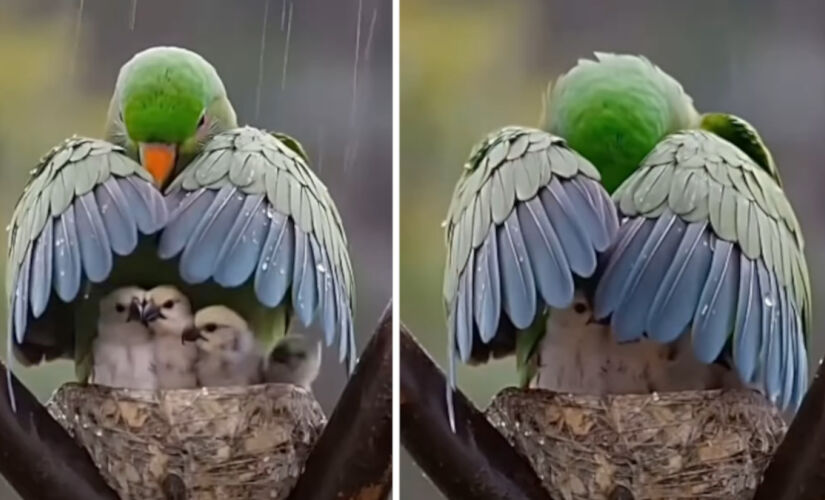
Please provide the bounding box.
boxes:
[444,126,619,393]
[7,137,166,364]
[594,130,810,411]
[158,127,356,369]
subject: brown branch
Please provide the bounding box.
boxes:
[400,324,552,500]
[288,301,393,500]
[0,361,118,500]
[754,356,825,499]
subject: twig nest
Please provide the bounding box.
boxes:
[485,388,786,500]
[46,383,326,500]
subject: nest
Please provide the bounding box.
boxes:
[46,383,326,500]
[485,388,786,500]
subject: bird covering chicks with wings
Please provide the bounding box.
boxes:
[6,46,354,397]
[443,53,811,426]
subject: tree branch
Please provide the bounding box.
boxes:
[288,301,393,500]
[0,361,118,500]
[400,324,552,500]
[754,356,825,499]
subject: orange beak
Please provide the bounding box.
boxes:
[139,143,177,188]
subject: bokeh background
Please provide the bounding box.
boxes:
[401,0,825,497]
[0,0,390,497]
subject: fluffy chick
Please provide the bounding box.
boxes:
[92,286,157,390]
[145,285,198,389]
[186,305,263,387]
[263,334,322,389]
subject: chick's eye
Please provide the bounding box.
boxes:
[162,300,175,309]
[573,303,587,314]
[204,323,217,333]
[115,304,126,313]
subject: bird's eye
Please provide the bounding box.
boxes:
[197,114,206,129]
[573,303,587,314]
[115,304,126,313]
[204,323,217,332]
[162,300,175,309]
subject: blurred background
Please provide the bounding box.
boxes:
[0,0,390,497]
[401,0,825,497]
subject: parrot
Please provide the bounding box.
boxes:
[144,285,197,389]
[184,305,263,387]
[91,286,157,390]
[6,46,355,398]
[263,334,322,389]
[442,53,810,428]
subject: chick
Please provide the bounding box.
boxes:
[263,334,322,389]
[145,285,198,389]
[92,286,157,390]
[185,305,263,387]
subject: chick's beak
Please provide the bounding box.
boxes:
[139,143,177,188]
[126,299,143,323]
[142,301,163,324]
[181,325,206,344]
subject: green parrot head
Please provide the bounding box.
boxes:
[105,46,238,189]
[543,52,700,193]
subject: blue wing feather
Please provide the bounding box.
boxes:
[179,186,244,283]
[213,195,268,287]
[497,213,536,329]
[13,248,31,343]
[119,176,167,235]
[338,286,351,364]
[517,198,573,309]
[792,313,808,410]
[158,189,217,259]
[646,221,713,344]
[611,213,685,341]
[52,205,82,303]
[456,252,474,361]
[690,238,738,363]
[29,217,53,318]
[292,229,318,327]
[95,179,138,256]
[733,255,761,383]
[564,177,616,251]
[321,250,338,347]
[473,229,500,343]
[780,290,794,410]
[760,264,781,404]
[540,179,598,277]
[593,217,653,320]
[254,212,294,307]
[74,192,112,283]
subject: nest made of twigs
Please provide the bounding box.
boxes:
[46,383,326,500]
[486,388,786,500]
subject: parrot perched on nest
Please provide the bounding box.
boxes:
[442,53,810,426]
[6,46,356,389]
